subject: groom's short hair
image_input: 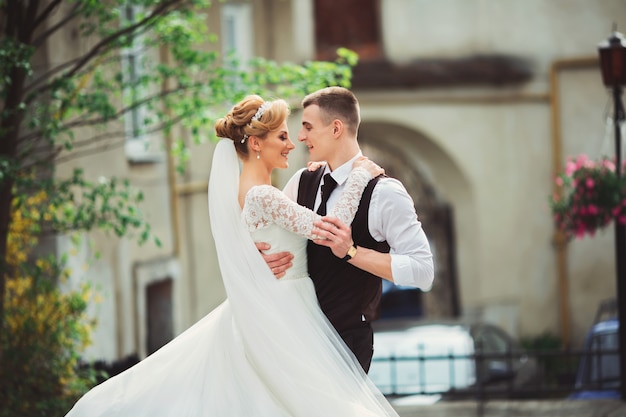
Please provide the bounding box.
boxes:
[302,87,360,136]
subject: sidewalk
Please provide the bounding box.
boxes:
[393,399,626,417]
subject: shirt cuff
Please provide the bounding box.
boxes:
[390,254,413,286]
[390,254,434,291]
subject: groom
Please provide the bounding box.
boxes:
[258,87,434,372]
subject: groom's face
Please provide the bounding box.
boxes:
[298,104,335,163]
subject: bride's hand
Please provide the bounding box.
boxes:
[307,161,326,172]
[353,157,384,178]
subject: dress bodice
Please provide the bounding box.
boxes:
[241,168,373,282]
[249,224,309,280]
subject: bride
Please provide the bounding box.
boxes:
[64,95,399,416]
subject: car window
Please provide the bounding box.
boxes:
[474,326,511,353]
[587,332,619,385]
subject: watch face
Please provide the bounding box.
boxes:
[342,246,356,261]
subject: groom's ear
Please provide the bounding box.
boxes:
[332,119,343,137]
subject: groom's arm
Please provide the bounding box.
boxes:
[254,242,293,279]
[313,178,434,290]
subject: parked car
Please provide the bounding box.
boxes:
[369,319,541,398]
[379,280,424,319]
[569,299,620,400]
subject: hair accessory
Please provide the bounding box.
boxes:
[240,102,271,145]
[251,102,272,124]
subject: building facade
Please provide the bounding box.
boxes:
[55,0,626,362]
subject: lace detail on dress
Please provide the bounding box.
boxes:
[243,167,372,239]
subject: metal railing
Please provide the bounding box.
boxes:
[370,346,620,400]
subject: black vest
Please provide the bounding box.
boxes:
[298,169,390,332]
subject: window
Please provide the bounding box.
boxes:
[313,0,382,60]
[221,3,253,67]
[121,4,163,162]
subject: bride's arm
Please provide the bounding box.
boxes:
[327,168,372,225]
[244,167,373,240]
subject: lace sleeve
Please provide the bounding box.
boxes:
[328,167,372,225]
[244,185,320,239]
[243,167,372,239]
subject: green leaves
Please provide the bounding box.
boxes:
[13,168,157,246]
[1,259,98,417]
[4,0,357,179]
[0,38,34,89]
[2,1,357,250]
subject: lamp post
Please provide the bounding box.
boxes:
[598,25,626,400]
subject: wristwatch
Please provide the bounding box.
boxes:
[342,245,357,261]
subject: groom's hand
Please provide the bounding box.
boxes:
[312,217,353,259]
[254,242,294,279]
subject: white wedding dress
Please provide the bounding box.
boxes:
[64,140,398,417]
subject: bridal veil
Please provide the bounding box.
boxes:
[208,139,398,416]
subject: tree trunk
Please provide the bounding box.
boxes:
[0,182,14,338]
[0,62,27,344]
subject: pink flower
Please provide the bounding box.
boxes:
[565,161,577,176]
[602,159,616,171]
[551,154,626,239]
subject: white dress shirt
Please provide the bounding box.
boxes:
[283,153,434,290]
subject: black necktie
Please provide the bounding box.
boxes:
[317,173,338,216]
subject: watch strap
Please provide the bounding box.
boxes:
[341,245,357,261]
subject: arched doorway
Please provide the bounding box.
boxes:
[359,121,461,319]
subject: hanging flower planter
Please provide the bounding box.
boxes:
[550,154,626,239]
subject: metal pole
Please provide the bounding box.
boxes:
[613,85,626,400]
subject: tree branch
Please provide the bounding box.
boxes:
[24,51,123,98]
[53,137,127,165]
[20,112,187,169]
[25,0,180,102]
[64,0,181,80]
[31,0,64,36]
[5,0,20,38]
[18,82,203,145]
[23,56,83,97]
[31,1,81,47]
[20,146,63,172]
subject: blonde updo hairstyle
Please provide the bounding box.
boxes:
[215,95,290,159]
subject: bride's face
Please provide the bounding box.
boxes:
[261,121,295,170]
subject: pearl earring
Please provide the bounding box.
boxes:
[256,151,260,160]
